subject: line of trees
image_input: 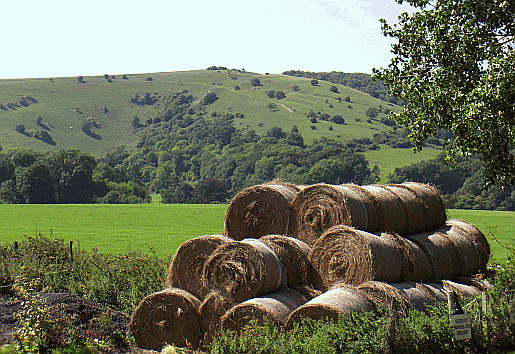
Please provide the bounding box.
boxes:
[0,148,150,204]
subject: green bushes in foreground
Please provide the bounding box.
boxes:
[1,234,514,353]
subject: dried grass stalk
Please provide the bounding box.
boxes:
[399,182,447,230]
[128,288,201,351]
[224,183,299,240]
[446,219,490,270]
[309,225,403,287]
[166,235,232,300]
[220,288,315,332]
[285,285,375,329]
[289,184,369,246]
[260,235,321,288]
[202,238,287,303]
[198,291,234,344]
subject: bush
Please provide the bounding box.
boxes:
[250,78,261,87]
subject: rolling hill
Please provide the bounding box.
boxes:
[0,69,441,178]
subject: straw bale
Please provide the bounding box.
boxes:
[285,285,375,329]
[444,224,482,276]
[220,288,314,332]
[309,225,403,287]
[341,184,381,231]
[224,183,300,240]
[198,291,234,344]
[128,288,201,351]
[362,185,408,234]
[202,238,287,303]
[416,283,448,302]
[166,235,232,300]
[289,184,369,246]
[390,281,434,312]
[442,280,481,300]
[384,184,426,234]
[382,232,432,281]
[399,182,447,229]
[454,276,493,291]
[446,219,490,269]
[405,231,455,280]
[260,235,321,288]
[357,281,411,314]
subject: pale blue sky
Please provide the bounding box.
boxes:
[1,0,414,79]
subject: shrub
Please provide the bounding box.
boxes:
[250,78,261,87]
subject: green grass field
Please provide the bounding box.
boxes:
[0,203,227,259]
[364,145,442,183]
[0,204,512,263]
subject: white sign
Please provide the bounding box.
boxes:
[451,313,472,340]
[510,296,515,324]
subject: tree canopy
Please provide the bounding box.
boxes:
[373,0,515,186]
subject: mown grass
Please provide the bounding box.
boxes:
[0,204,512,263]
[0,204,226,258]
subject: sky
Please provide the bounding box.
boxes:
[0,0,415,80]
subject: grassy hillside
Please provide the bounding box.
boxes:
[0,70,402,156]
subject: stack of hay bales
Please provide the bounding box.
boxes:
[128,181,491,351]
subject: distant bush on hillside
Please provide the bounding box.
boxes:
[250,78,261,87]
[207,66,228,70]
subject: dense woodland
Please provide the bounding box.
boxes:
[0,76,513,209]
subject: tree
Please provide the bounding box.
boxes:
[267,103,277,112]
[292,85,300,91]
[365,107,380,119]
[275,91,286,99]
[310,79,318,86]
[330,85,338,93]
[250,78,261,87]
[373,0,515,186]
[331,115,345,125]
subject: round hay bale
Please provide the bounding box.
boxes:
[341,184,381,231]
[166,235,232,300]
[417,283,448,302]
[285,285,375,329]
[442,280,481,299]
[309,225,403,287]
[224,183,299,240]
[357,281,411,314]
[382,232,433,281]
[198,291,234,344]
[289,184,369,246]
[446,219,490,269]
[444,224,482,276]
[128,288,201,351]
[405,231,456,280]
[362,185,408,235]
[454,276,493,291]
[220,288,314,332]
[202,238,287,303]
[260,235,321,288]
[390,281,434,312]
[384,184,426,234]
[399,182,447,229]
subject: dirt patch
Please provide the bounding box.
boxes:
[0,292,129,349]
